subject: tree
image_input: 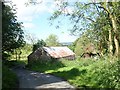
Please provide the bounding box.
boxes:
[2,1,25,60]
[74,31,93,56]
[26,0,120,58]
[88,2,120,58]
[99,2,120,58]
[68,42,76,52]
[10,43,33,60]
[32,39,46,52]
[49,1,120,58]
[24,32,38,45]
[45,34,60,46]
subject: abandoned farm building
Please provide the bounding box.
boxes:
[28,47,75,63]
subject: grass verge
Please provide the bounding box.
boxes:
[2,65,19,90]
[27,58,120,89]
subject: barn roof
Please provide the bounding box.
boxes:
[43,47,75,58]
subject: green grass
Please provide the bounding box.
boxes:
[16,59,28,65]
[27,59,65,72]
[2,59,27,90]
[2,65,19,90]
[3,59,27,68]
[27,58,120,89]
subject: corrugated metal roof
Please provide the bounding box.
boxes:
[43,47,75,58]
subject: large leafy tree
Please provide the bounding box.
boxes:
[2,1,25,59]
[32,39,46,52]
[88,2,120,58]
[99,2,120,58]
[25,0,120,58]
[45,34,60,46]
[74,33,92,56]
[49,1,120,58]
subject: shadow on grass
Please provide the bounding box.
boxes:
[3,60,27,69]
[26,59,66,72]
[26,59,87,80]
[2,65,19,90]
[51,68,87,81]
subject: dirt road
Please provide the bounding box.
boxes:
[12,66,75,90]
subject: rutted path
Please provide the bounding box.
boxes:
[12,66,75,90]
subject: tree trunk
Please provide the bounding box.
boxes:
[15,51,18,61]
[18,50,22,60]
[101,2,119,59]
[108,29,113,58]
[114,35,119,58]
[109,14,119,58]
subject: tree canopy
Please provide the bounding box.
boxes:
[45,34,60,46]
[49,1,120,58]
[2,1,25,59]
[32,39,46,52]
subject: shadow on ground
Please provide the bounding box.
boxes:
[50,68,87,81]
[12,66,75,89]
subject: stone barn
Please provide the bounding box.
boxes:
[28,47,75,64]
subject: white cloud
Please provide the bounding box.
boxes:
[18,16,33,22]
[10,0,74,23]
[9,0,57,31]
[10,0,55,22]
[58,32,77,42]
[23,23,35,29]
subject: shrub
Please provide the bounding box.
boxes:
[72,59,120,89]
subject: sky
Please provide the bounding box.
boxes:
[6,0,119,43]
[8,0,81,43]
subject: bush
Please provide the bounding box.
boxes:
[71,59,120,89]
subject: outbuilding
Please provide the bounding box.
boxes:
[81,43,100,59]
[28,47,75,64]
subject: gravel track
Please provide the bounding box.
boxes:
[12,66,75,90]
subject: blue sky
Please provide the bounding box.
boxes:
[10,0,80,43]
[9,0,118,43]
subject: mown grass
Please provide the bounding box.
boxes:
[27,58,120,89]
